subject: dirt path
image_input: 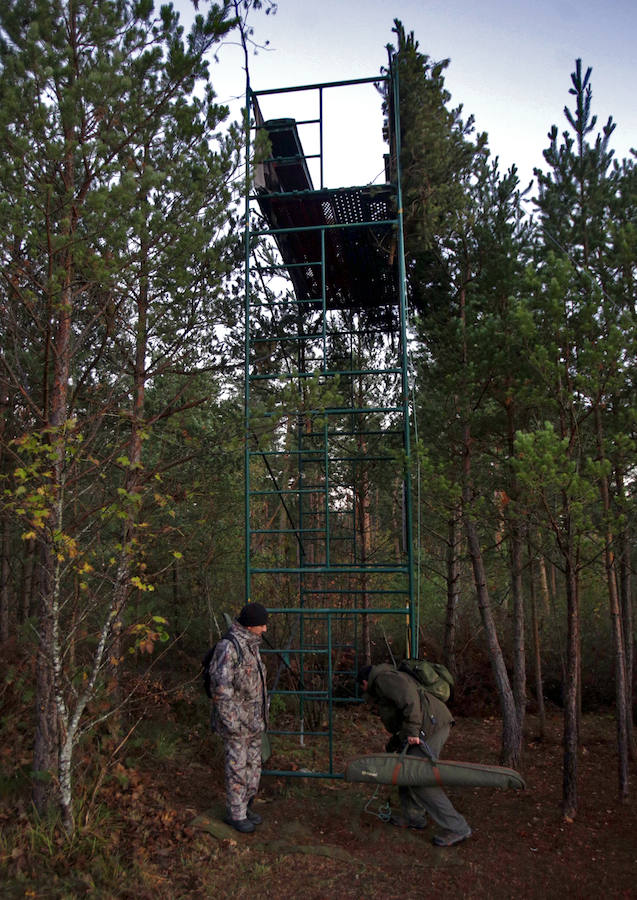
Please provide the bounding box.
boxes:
[151,710,636,899]
[4,700,634,898]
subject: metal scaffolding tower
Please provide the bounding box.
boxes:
[244,63,414,777]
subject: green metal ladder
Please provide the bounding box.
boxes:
[243,63,415,778]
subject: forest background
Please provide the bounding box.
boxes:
[0,0,634,894]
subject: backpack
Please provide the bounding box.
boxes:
[202,632,242,699]
[398,658,455,704]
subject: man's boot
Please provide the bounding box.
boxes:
[246,799,262,825]
[223,815,255,834]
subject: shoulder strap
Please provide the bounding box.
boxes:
[222,631,243,663]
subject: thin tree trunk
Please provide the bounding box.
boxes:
[32,53,82,818]
[355,354,372,664]
[562,539,579,820]
[34,292,72,817]
[527,534,546,739]
[575,571,582,742]
[356,440,372,664]
[505,400,526,731]
[508,514,526,730]
[443,506,461,678]
[33,544,59,816]
[615,469,635,761]
[537,551,551,617]
[110,167,152,722]
[0,392,10,642]
[0,511,10,642]
[594,406,629,800]
[462,424,521,767]
[457,270,520,765]
[21,539,36,622]
[549,561,557,604]
[392,481,402,562]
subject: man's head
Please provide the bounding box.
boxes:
[238,602,269,635]
[357,665,372,692]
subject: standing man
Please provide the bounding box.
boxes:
[358,663,471,847]
[209,602,269,834]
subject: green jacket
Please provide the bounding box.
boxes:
[366,663,453,743]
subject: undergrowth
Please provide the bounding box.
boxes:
[0,650,213,898]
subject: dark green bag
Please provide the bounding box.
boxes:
[398,658,454,703]
[345,752,525,790]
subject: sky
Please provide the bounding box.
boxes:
[177,0,636,193]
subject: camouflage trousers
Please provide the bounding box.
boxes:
[399,724,470,833]
[223,731,263,820]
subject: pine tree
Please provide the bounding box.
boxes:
[522,59,634,814]
[388,22,531,766]
[0,0,239,830]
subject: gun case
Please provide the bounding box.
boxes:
[345,753,525,790]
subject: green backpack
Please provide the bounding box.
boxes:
[398,658,455,703]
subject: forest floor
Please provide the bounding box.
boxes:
[1,667,636,899]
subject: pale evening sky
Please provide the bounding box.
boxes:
[178,0,636,194]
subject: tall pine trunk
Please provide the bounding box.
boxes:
[594,406,630,800]
[356,422,372,664]
[562,532,580,820]
[505,400,526,732]
[0,510,10,642]
[462,423,521,767]
[507,514,526,731]
[527,535,546,739]
[458,270,520,765]
[21,539,36,623]
[443,506,461,678]
[110,162,155,725]
[0,392,9,642]
[615,469,635,761]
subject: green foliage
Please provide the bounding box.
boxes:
[0,0,249,827]
[386,20,488,299]
[392,30,635,731]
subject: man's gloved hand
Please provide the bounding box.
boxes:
[418,731,438,762]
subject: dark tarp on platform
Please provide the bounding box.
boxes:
[254,115,399,316]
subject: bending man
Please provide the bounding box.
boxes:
[358,663,471,847]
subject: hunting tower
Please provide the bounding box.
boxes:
[243,61,415,777]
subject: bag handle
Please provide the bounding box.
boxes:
[391,743,410,785]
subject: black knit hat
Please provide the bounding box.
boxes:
[357,665,372,685]
[238,602,269,627]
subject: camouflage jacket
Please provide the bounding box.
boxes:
[209,622,269,737]
[367,664,453,743]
